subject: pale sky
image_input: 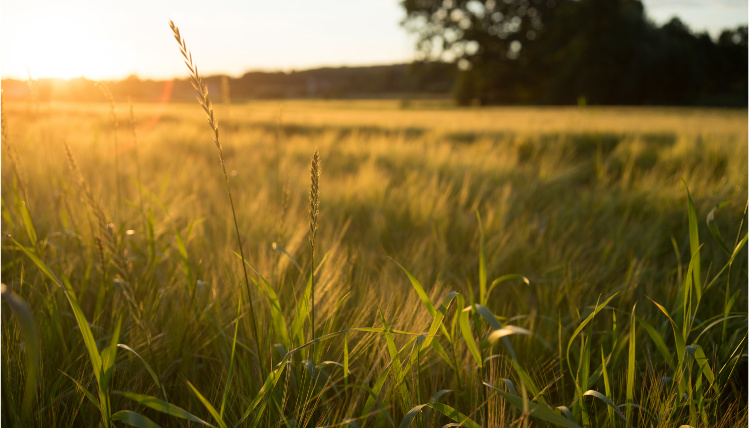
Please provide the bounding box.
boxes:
[1,0,746,81]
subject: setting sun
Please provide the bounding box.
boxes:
[6,9,128,80]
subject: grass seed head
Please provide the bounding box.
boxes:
[309,149,320,250]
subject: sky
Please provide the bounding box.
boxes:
[1,0,746,81]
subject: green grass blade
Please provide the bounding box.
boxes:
[566,293,619,391]
[235,362,287,427]
[706,201,732,255]
[174,227,194,286]
[484,381,581,428]
[625,303,637,424]
[476,211,487,306]
[458,298,482,367]
[420,291,458,351]
[392,258,436,317]
[485,274,530,303]
[636,316,674,369]
[684,184,702,301]
[401,403,478,428]
[117,344,167,398]
[583,390,631,427]
[187,380,229,428]
[292,274,312,346]
[648,297,686,367]
[600,347,615,427]
[379,307,411,411]
[220,298,241,419]
[116,391,214,426]
[487,325,552,351]
[344,331,349,390]
[1,283,39,422]
[100,315,123,394]
[427,402,480,428]
[60,370,99,410]
[474,303,517,360]
[111,410,161,428]
[686,344,719,394]
[399,403,428,428]
[235,253,291,347]
[18,201,38,246]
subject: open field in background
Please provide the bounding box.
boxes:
[2,99,747,427]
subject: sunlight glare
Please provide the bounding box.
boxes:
[9,11,121,80]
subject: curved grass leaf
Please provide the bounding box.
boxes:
[556,405,574,422]
[648,297,686,367]
[59,370,99,410]
[635,316,674,370]
[565,293,619,400]
[459,301,482,367]
[487,325,552,351]
[235,253,291,347]
[187,380,228,428]
[116,391,214,426]
[111,410,160,428]
[400,402,480,428]
[485,274,530,303]
[117,344,166,398]
[583,390,631,427]
[484,381,581,428]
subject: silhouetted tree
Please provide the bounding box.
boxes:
[402,0,748,106]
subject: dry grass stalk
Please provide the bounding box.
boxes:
[169,19,264,376]
[309,149,320,340]
[63,141,129,281]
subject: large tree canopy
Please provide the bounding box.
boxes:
[402,0,748,106]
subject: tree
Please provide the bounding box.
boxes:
[402,0,747,107]
[402,0,567,104]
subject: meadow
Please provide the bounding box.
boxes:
[1,78,747,427]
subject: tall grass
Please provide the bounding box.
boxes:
[0,27,747,426]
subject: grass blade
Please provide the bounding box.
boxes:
[583,390,631,427]
[187,380,229,428]
[484,381,581,428]
[1,283,39,422]
[476,211,487,306]
[459,301,482,367]
[685,183,702,301]
[117,344,167,399]
[111,410,160,428]
[116,391,214,426]
[220,298,242,419]
[625,303,637,424]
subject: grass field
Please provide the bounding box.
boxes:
[1,94,747,427]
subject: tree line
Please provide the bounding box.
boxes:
[2,0,745,106]
[403,0,747,106]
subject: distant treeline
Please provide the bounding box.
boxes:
[2,3,746,107]
[0,63,456,104]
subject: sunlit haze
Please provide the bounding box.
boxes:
[1,0,746,81]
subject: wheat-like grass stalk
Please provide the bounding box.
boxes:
[308,149,320,341]
[169,19,264,376]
